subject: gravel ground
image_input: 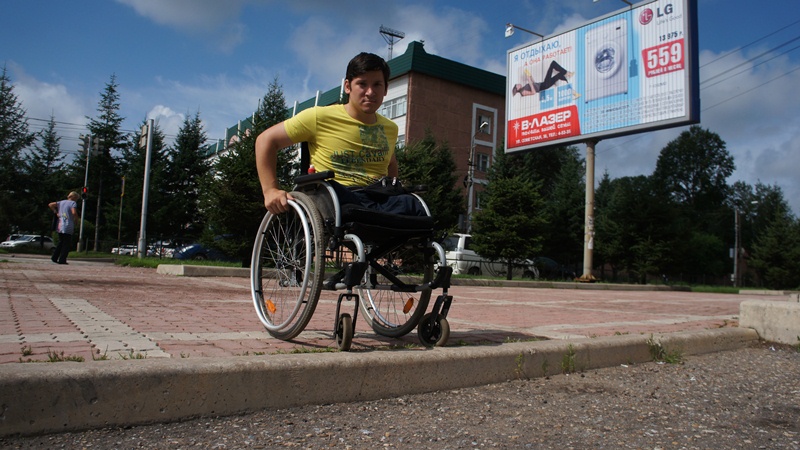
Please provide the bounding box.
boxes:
[2,342,799,449]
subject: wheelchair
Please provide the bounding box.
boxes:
[250,164,454,351]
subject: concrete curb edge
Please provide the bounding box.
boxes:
[0,327,757,437]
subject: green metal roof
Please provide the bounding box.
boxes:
[389,41,505,95]
[202,41,505,157]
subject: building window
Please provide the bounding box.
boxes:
[379,96,407,119]
[476,152,491,173]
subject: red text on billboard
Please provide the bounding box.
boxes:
[507,106,581,149]
[643,38,685,78]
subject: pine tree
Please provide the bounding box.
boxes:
[164,111,209,241]
[0,66,38,238]
[396,129,462,231]
[117,119,168,245]
[84,74,127,250]
[471,148,547,280]
[21,115,69,236]
[201,76,295,263]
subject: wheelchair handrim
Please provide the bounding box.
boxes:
[250,202,315,332]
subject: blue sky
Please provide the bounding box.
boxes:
[2,0,800,214]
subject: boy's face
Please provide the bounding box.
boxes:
[344,70,387,116]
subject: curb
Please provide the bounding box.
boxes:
[740,299,800,345]
[0,327,757,437]
[155,264,690,291]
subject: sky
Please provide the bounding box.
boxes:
[2,0,800,215]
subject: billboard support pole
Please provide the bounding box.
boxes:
[579,139,598,282]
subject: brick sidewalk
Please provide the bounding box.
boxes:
[0,255,768,364]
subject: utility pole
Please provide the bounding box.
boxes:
[117,176,125,247]
[77,134,91,252]
[92,136,103,252]
[137,120,154,259]
[579,139,598,282]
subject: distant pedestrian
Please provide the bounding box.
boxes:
[48,191,80,264]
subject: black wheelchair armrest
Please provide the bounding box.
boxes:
[408,185,427,193]
[295,170,335,185]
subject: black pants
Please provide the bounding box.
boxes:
[52,233,73,264]
[328,180,427,216]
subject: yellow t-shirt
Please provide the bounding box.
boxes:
[284,104,398,187]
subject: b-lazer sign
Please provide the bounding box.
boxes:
[510,106,580,145]
[505,0,698,152]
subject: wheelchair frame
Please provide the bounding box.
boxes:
[250,170,454,350]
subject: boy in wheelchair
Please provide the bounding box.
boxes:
[252,52,451,350]
[255,52,425,217]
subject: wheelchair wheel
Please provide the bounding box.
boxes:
[335,313,353,351]
[250,192,325,341]
[357,242,433,338]
[417,312,450,347]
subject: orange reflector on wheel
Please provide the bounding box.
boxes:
[403,297,414,314]
[266,299,277,314]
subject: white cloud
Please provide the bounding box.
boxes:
[147,105,185,140]
[115,0,248,53]
[9,63,88,129]
[115,0,244,29]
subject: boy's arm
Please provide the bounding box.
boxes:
[387,154,399,178]
[255,122,296,214]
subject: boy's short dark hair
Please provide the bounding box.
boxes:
[346,52,390,87]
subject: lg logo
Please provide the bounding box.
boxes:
[640,8,654,24]
[640,4,674,25]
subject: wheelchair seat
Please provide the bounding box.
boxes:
[340,204,435,242]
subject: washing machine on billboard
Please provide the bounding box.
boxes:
[584,19,628,102]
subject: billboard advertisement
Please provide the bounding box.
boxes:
[505,0,699,153]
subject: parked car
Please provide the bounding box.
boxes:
[172,243,230,261]
[533,256,578,280]
[111,244,138,256]
[147,240,178,258]
[0,235,54,250]
[443,233,538,279]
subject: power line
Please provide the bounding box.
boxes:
[700,18,800,69]
[701,64,800,111]
[700,34,800,86]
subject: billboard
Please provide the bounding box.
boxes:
[505,0,699,153]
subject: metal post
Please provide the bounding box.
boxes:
[137,119,154,258]
[466,140,476,232]
[579,140,597,282]
[77,134,91,252]
[465,121,488,232]
[733,208,740,288]
[117,176,125,248]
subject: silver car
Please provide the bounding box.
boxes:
[0,235,54,250]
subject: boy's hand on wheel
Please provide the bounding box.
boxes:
[264,189,294,215]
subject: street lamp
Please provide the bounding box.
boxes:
[466,121,489,232]
[504,23,544,39]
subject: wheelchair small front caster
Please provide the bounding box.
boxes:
[335,313,353,351]
[417,312,450,347]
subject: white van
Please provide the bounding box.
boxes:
[443,233,538,279]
